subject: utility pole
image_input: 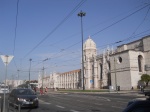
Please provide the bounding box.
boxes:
[78,10,86,90]
[42,58,48,91]
[29,58,32,85]
[17,69,20,86]
[42,67,45,92]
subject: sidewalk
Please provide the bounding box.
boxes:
[45,89,145,95]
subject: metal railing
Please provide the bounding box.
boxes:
[7,101,21,112]
[0,96,21,112]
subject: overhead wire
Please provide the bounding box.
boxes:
[97,29,150,49]
[125,6,150,42]
[91,3,150,37]
[23,0,87,59]
[44,3,150,61]
[47,1,146,48]
[12,0,20,71]
[25,2,150,73]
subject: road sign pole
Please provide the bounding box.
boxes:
[0,55,14,112]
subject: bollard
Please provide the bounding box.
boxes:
[18,104,21,112]
[1,98,3,112]
[7,101,9,112]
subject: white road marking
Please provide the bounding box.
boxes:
[112,106,124,109]
[70,110,79,112]
[56,105,65,108]
[77,100,84,102]
[98,97,111,101]
[94,103,103,105]
[117,101,128,103]
[39,99,51,104]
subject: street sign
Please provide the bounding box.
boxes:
[0,55,14,66]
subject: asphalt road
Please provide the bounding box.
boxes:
[0,91,146,112]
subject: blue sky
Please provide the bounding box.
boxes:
[0,0,150,82]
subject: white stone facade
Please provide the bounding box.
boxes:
[38,35,150,90]
[38,69,81,89]
[6,80,24,87]
[83,35,150,90]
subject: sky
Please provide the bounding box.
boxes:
[0,0,150,82]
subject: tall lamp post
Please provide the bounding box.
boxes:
[17,69,20,86]
[0,55,14,112]
[78,10,86,90]
[29,58,32,86]
[42,58,48,91]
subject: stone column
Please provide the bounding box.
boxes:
[94,57,98,88]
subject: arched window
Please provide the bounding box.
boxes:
[100,63,103,80]
[138,55,143,72]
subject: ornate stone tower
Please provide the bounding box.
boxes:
[83,36,97,89]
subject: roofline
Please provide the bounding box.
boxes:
[117,35,150,47]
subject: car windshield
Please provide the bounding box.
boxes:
[16,89,35,95]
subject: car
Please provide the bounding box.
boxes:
[8,88,39,108]
[143,86,150,96]
[122,98,150,112]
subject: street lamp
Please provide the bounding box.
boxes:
[29,58,32,85]
[17,69,20,86]
[78,10,86,90]
[42,58,48,91]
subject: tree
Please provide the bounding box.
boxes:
[141,74,150,86]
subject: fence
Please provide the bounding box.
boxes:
[0,96,21,112]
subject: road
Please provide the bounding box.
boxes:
[0,91,146,112]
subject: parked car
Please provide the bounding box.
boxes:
[122,98,150,112]
[8,88,39,108]
[143,86,150,96]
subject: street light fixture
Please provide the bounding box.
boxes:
[78,10,86,90]
[29,58,32,86]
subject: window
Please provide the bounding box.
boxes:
[117,56,122,63]
[100,64,103,80]
[138,55,143,72]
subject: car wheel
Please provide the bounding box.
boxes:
[35,105,39,108]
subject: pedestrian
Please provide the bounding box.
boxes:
[40,87,43,95]
[34,87,36,93]
[131,86,134,90]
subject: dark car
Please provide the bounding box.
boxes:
[8,88,39,108]
[122,98,150,112]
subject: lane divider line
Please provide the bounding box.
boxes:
[56,105,65,108]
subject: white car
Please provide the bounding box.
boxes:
[0,85,10,94]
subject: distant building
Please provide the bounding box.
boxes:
[5,79,24,87]
[38,35,150,90]
[38,69,81,89]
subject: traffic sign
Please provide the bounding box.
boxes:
[0,55,14,66]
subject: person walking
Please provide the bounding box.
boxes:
[40,87,43,95]
[34,87,36,93]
